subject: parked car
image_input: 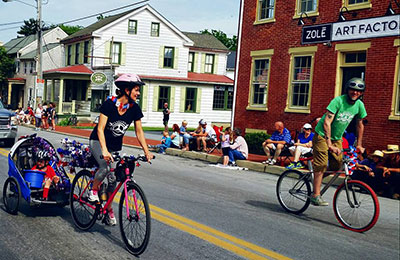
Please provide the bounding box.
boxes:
[0,100,17,147]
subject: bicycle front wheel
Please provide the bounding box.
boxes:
[70,170,98,231]
[333,180,380,232]
[276,170,311,214]
[119,181,151,256]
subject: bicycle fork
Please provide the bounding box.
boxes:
[123,168,140,221]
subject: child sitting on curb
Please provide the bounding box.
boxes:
[31,151,60,200]
[148,131,171,154]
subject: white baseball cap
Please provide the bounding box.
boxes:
[303,123,312,129]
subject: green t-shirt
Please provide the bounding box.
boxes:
[315,95,367,141]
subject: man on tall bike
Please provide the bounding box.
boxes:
[88,73,153,225]
[311,78,367,206]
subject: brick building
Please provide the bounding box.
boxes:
[234,0,400,151]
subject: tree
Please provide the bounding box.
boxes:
[200,29,237,51]
[49,24,84,35]
[0,46,15,84]
[17,18,49,36]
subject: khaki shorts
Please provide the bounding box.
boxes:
[312,133,343,173]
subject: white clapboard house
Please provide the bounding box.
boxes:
[43,4,234,127]
[3,27,68,109]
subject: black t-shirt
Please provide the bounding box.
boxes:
[90,99,143,151]
[163,107,169,121]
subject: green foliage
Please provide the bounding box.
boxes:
[200,29,237,51]
[53,24,84,35]
[17,18,49,36]
[0,46,15,83]
[244,132,271,155]
[57,118,69,126]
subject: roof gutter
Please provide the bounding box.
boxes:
[231,0,244,129]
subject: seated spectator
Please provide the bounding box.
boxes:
[262,121,292,165]
[221,127,232,166]
[191,119,217,152]
[286,123,314,169]
[228,128,248,166]
[170,124,180,149]
[180,120,192,151]
[352,150,384,192]
[148,131,171,154]
[378,145,400,199]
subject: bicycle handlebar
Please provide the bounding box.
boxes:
[100,152,155,163]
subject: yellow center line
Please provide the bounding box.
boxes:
[68,173,291,260]
[0,148,9,157]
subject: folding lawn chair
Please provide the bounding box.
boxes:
[207,125,223,154]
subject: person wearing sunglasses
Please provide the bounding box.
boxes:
[311,78,367,206]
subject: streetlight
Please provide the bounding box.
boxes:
[2,0,43,109]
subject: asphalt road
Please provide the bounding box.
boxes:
[0,126,399,260]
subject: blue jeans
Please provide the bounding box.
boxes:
[157,144,169,153]
[228,149,246,163]
[182,133,192,145]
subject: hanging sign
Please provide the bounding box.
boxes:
[91,72,107,85]
[301,23,332,44]
[332,14,400,41]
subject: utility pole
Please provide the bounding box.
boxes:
[34,0,42,109]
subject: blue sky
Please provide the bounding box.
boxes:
[0,0,240,43]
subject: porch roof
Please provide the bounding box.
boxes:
[44,65,93,75]
[140,72,234,85]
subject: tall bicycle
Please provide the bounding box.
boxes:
[276,151,379,232]
[69,153,152,255]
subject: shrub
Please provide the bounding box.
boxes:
[244,132,271,155]
[57,118,69,126]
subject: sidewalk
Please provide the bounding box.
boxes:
[46,125,297,177]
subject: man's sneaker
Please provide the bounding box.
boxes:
[268,159,276,165]
[106,210,117,226]
[286,162,296,169]
[310,195,329,206]
[88,190,99,202]
[295,162,304,169]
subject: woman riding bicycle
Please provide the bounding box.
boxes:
[88,73,153,226]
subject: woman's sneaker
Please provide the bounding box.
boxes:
[310,195,329,206]
[106,210,117,226]
[88,190,99,202]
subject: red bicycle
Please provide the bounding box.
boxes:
[69,153,151,255]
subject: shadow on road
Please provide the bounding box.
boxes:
[245,199,342,229]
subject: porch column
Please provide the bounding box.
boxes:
[7,82,12,105]
[51,79,55,102]
[58,78,64,115]
[43,79,48,102]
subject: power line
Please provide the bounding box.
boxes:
[0,21,24,27]
[58,0,149,25]
[0,25,22,32]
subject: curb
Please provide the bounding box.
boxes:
[21,124,344,185]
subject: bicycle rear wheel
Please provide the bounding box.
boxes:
[3,177,21,215]
[333,180,379,232]
[70,170,98,231]
[276,170,311,214]
[119,181,151,255]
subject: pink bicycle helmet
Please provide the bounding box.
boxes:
[114,73,145,89]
